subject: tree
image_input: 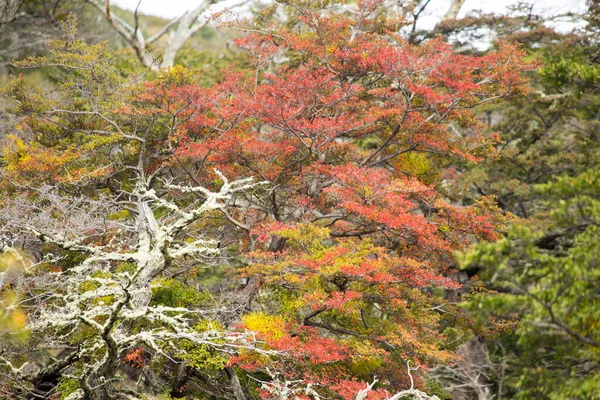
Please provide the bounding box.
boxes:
[438,2,600,398]
[413,2,585,52]
[0,0,533,397]
[0,178,264,400]
[442,0,465,21]
[0,0,22,24]
[82,0,243,70]
[0,19,271,399]
[162,0,531,396]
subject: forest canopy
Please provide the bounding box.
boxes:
[0,0,598,399]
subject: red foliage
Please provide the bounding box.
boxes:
[122,0,532,395]
[123,347,146,369]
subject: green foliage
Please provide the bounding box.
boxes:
[456,22,600,398]
[174,46,251,87]
[184,344,229,371]
[56,377,79,399]
[540,47,600,90]
[151,278,212,308]
[424,379,453,400]
[2,1,595,399]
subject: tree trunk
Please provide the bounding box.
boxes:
[225,366,247,400]
[0,0,22,24]
[456,337,494,400]
[160,0,213,69]
[442,0,466,21]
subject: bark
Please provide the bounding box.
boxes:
[442,0,466,21]
[225,366,247,400]
[0,0,22,24]
[160,0,214,69]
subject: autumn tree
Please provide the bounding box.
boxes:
[158,0,531,396]
[0,19,273,399]
[0,1,534,398]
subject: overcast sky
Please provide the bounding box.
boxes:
[112,0,587,30]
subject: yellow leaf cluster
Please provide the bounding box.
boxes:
[242,312,286,341]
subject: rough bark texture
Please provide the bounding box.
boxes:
[0,0,22,24]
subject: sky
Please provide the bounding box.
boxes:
[112,0,587,18]
[112,0,588,31]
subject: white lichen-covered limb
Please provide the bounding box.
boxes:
[250,368,308,399]
[355,361,441,400]
[0,172,269,398]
